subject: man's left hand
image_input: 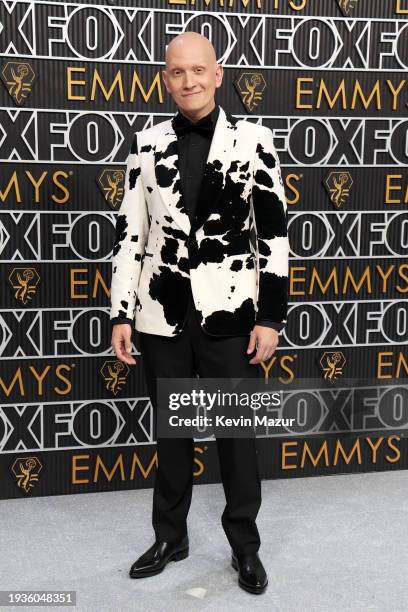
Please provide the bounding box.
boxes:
[247,325,279,364]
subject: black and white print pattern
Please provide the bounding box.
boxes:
[110,105,289,337]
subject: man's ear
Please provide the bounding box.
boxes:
[216,64,224,87]
[162,69,169,91]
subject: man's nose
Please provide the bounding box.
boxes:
[183,73,195,88]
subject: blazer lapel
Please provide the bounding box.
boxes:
[154,124,190,236]
[154,105,236,237]
[192,105,235,234]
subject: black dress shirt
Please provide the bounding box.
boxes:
[111,102,284,333]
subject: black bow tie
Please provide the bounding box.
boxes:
[172,110,214,138]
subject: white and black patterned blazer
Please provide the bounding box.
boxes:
[110,104,289,337]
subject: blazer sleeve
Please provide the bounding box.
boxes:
[110,132,150,323]
[251,126,289,327]
[255,319,285,332]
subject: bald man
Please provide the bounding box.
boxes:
[110,32,289,595]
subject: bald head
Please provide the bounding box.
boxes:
[165,32,217,69]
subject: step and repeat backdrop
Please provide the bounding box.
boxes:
[0,0,407,499]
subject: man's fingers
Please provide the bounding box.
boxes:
[112,335,136,365]
[261,346,277,362]
[246,331,256,354]
[118,343,136,365]
[249,343,277,364]
[262,341,278,361]
[124,336,132,355]
[248,342,266,364]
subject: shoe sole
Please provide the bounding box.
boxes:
[129,547,189,579]
[231,556,268,594]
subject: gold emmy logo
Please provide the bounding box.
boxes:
[337,0,358,16]
[97,169,125,210]
[324,171,353,208]
[100,360,129,395]
[1,61,36,105]
[11,457,43,493]
[8,267,40,304]
[319,352,346,383]
[234,72,266,113]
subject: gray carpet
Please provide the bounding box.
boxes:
[1,470,406,611]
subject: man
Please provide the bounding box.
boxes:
[110,32,289,595]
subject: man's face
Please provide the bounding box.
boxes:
[163,47,222,116]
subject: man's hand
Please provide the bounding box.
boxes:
[111,324,136,365]
[247,325,279,365]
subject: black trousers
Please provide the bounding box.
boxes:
[137,288,262,555]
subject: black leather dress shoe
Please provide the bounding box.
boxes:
[231,550,268,594]
[129,535,189,578]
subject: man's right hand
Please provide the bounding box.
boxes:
[111,324,136,365]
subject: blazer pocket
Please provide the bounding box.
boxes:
[139,251,153,269]
[142,250,156,263]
